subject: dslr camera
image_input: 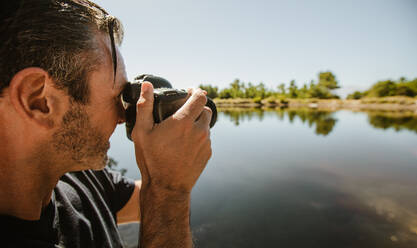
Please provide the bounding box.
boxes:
[121,74,217,141]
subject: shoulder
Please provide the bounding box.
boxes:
[58,168,136,214]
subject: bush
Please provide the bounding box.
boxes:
[199,84,219,99]
[280,99,289,105]
[368,80,397,97]
[265,96,277,104]
[218,89,233,99]
[253,96,262,104]
[396,84,415,97]
[347,91,364,99]
[348,77,417,99]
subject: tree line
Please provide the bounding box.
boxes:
[347,77,417,99]
[199,71,417,100]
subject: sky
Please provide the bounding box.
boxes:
[94,0,417,97]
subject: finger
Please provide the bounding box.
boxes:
[135,82,154,133]
[174,88,207,122]
[195,106,212,130]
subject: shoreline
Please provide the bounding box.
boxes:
[214,97,417,113]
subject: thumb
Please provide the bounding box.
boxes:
[135,82,154,132]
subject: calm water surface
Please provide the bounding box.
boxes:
[109,109,417,248]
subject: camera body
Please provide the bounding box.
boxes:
[122,74,217,141]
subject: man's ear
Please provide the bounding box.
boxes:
[8,67,65,129]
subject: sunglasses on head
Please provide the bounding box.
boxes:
[107,18,118,84]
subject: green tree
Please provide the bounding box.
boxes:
[199,84,219,99]
[318,71,340,90]
[405,78,417,93]
[346,77,417,98]
[399,77,407,83]
[313,71,340,99]
[396,84,415,96]
[229,79,245,98]
[368,80,397,97]
[397,78,417,97]
[309,83,329,99]
[218,79,245,99]
[277,83,286,96]
[347,91,364,99]
[218,88,233,99]
[288,80,298,98]
[255,82,270,99]
[245,82,258,98]
[298,83,309,98]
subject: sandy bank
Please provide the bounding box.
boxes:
[214,97,417,112]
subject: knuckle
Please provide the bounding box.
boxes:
[197,87,207,95]
[200,129,210,140]
[196,129,210,144]
[193,90,207,104]
[203,107,212,117]
[197,96,207,107]
[136,98,147,108]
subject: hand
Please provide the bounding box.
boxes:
[131,82,212,193]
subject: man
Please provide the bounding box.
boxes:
[0,0,212,247]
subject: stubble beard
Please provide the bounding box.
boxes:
[52,103,110,171]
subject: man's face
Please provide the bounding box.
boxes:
[51,33,127,171]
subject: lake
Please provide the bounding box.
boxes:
[108,108,417,248]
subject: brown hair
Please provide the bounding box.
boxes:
[0,0,124,104]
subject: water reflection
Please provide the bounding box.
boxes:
[367,111,417,134]
[221,108,338,136]
[220,108,417,135]
[287,109,337,136]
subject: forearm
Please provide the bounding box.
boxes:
[139,185,192,248]
[133,85,212,247]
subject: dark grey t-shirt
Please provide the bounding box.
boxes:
[0,169,136,247]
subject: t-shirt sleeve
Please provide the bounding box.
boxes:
[100,168,136,214]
